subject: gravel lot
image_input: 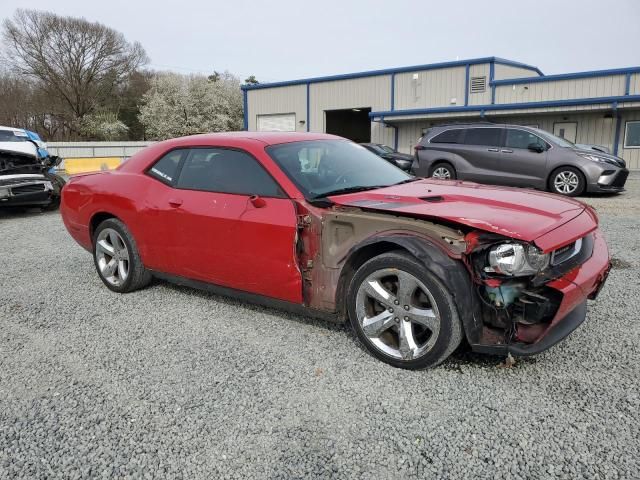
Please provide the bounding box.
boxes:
[1,175,639,479]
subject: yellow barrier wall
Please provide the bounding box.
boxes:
[64,157,121,175]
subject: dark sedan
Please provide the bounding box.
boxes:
[360,143,413,171]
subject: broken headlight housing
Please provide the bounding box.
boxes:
[485,243,550,277]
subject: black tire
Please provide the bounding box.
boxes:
[548,166,585,197]
[428,162,457,180]
[93,218,152,293]
[43,172,66,211]
[346,251,463,369]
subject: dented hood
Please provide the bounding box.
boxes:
[329,179,593,247]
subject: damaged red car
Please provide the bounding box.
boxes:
[61,133,611,369]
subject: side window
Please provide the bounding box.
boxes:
[430,129,463,144]
[176,148,285,197]
[505,129,549,150]
[148,149,186,185]
[463,128,503,147]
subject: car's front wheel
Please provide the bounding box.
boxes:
[347,251,462,369]
[549,167,585,196]
[93,218,152,293]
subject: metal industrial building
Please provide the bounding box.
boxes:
[242,57,640,169]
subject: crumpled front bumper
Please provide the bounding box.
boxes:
[472,228,611,357]
[0,176,54,207]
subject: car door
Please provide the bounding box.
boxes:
[135,148,190,273]
[496,128,549,188]
[159,147,303,304]
[453,127,505,182]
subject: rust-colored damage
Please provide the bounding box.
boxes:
[294,201,466,315]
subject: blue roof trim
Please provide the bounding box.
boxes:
[241,56,542,91]
[492,57,544,76]
[491,66,640,86]
[369,94,640,119]
[242,89,248,130]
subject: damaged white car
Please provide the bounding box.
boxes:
[0,126,65,209]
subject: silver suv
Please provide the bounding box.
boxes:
[412,123,629,196]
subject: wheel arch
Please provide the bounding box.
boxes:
[89,212,122,241]
[335,235,482,345]
[429,160,457,174]
[546,164,587,189]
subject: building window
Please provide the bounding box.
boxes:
[624,121,640,148]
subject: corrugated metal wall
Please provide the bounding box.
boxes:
[247,85,307,131]
[310,75,393,146]
[494,64,538,80]
[467,64,492,106]
[394,66,466,110]
[309,76,391,127]
[629,73,640,96]
[495,76,627,104]
[48,142,154,158]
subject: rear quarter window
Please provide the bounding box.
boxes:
[147,149,187,185]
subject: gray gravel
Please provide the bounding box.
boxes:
[1,175,639,479]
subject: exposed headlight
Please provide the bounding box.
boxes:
[485,243,550,276]
[577,152,618,166]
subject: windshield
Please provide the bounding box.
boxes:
[531,128,576,148]
[380,145,395,154]
[266,140,410,198]
[0,130,29,142]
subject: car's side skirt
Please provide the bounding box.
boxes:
[150,270,342,324]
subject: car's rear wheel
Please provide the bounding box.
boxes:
[347,251,462,369]
[429,162,456,180]
[93,218,151,293]
[549,167,585,196]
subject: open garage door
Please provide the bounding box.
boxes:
[325,108,371,143]
[257,113,296,132]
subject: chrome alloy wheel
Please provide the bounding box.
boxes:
[355,268,441,361]
[95,228,130,286]
[553,170,580,194]
[431,167,452,179]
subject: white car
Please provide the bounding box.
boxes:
[0,126,64,209]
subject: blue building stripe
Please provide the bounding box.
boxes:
[464,64,470,106]
[242,90,248,130]
[240,56,542,91]
[369,94,640,119]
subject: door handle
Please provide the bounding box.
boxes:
[487,148,499,152]
[168,198,183,208]
[501,149,514,153]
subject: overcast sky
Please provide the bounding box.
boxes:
[3,0,639,83]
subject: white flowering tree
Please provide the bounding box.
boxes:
[138,72,244,140]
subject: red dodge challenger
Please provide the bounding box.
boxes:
[61,132,611,369]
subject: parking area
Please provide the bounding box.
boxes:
[1,176,639,479]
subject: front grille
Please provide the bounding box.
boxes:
[532,234,594,287]
[611,170,629,188]
[551,238,582,266]
[11,183,46,195]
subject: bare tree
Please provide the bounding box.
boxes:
[2,9,148,134]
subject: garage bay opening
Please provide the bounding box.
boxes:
[324,108,371,143]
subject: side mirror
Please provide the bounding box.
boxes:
[528,143,545,153]
[249,195,266,208]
